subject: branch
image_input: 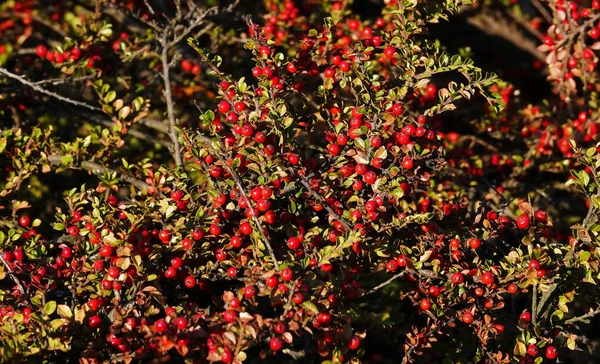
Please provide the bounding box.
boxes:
[564,307,600,325]
[168,6,218,48]
[0,11,67,37]
[464,11,546,62]
[292,170,352,232]
[531,0,552,23]
[47,156,150,191]
[365,271,408,295]
[0,254,26,296]
[160,27,183,167]
[188,133,280,270]
[0,67,101,112]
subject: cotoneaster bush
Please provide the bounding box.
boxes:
[2,0,600,363]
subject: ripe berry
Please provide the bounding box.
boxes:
[35,45,47,58]
[158,230,171,243]
[451,273,464,285]
[347,335,361,350]
[534,210,548,223]
[227,267,237,278]
[545,345,558,359]
[280,268,293,281]
[317,312,332,326]
[516,214,530,229]
[19,215,30,227]
[527,344,539,357]
[164,267,177,279]
[270,336,283,351]
[154,319,167,333]
[171,190,183,201]
[184,275,196,288]
[175,317,187,330]
[419,298,431,311]
[469,238,481,249]
[107,266,120,279]
[383,47,396,59]
[528,260,541,270]
[402,157,414,169]
[239,222,253,235]
[462,311,474,324]
[223,309,238,323]
[520,311,531,323]
[481,272,494,285]
[89,315,102,329]
[508,283,518,294]
[428,285,440,297]
[287,237,301,250]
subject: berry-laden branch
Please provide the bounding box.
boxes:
[291,169,352,232]
[182,132,280,271]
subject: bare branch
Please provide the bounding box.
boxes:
[0,67,101,112]
[564,307,600,325]
[365,271,408,295]
[464,11,546,62]
[47,156,150,191]
[160,27,183,167]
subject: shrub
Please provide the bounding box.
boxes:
[1,0,600,363]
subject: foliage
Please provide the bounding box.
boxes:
[2,0,600,363]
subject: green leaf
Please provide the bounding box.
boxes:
[302,301,319,314]
[44,301,57,316]
[105,90,116,103]
[57,304,72,318]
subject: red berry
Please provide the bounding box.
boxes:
[516,214,530,229]
[239,222,253,235]
[481,272,494,285]
[383,47,396,59]
[35,45,47,57]
[520,311,531,323]
[171,190,183,201]
[527,344,539,357]
[462,311,474,324]
[19,215,30,227]
[347,335,361,350]
[451,273,464,284]
[545,345,558,359]
[175,317,187,330]
[402,157,414,169]
[184,275,196,288]
[529,260,541,270]
[89,315,102,329]
[154,319,167,333]
[419,298,431,311]
[270,336,283,351]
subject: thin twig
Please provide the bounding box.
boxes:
[564,307,600,325]
[160,27,183,166]
[365,271,408,295]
